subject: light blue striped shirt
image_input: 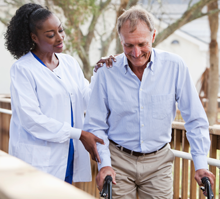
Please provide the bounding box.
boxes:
[84,48,210,171]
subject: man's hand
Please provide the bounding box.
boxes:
[195,169,215,191]
[96,166,116,191]
[79,130,104,163]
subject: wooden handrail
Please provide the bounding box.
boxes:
[0,98,11,103]
[172,121,220,135]
[0,150,96,199]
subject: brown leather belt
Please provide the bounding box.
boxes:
[110,139,167,157]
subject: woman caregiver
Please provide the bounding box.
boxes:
[5,3,106,183]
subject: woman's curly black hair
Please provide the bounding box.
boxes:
[4,3,52,59]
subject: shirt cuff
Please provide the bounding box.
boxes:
[192,154,209,171]
[69,128,82,140]
[97,154,111,171]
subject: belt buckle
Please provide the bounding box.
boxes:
[120,146,124,151]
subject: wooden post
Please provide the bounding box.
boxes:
[181,130,189,199]
[199,186,205,199]
[73,158,100,198]
[0,101,11,153]
[209,134,217,197]
[190,162,197,199]
[173,129,181,199]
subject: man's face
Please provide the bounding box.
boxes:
[120,20,156,69]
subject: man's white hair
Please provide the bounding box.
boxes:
[117,5,155,38]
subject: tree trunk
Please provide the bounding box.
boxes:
[78,51,92,82]
[116,37,123,54]
[207,0,219,125]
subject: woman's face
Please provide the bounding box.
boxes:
[31,14,65,53]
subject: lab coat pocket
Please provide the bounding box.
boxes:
[16,143,33,165]
[152,94,174,120]
[32,145,51,167]
[16,144,51,168]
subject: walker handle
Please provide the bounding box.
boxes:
[100,175,112,199]
[201,177,214,199]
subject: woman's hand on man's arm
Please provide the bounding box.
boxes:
[80,130,105,163]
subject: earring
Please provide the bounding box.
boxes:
[31,42,35,50]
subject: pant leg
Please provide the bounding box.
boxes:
[109,142,137,199]
[137,144,174,199]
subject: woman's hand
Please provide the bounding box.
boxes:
[94,54,118,72]
[80,130,104,163]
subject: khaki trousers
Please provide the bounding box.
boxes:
[109,142,175,199]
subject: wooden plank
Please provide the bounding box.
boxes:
[170,129,174,149]
[199,186,205,199]
[209,134,217,198]
[217,135,220,150]
[209,125,220,135]
[1,102,10,153]
[219,169,220,199]
[172,121,185,130]
[73,158,100,198]
[190,161,197,199]
[173,129,181,199]
[0,150,96,199]
[91,159,97,197]
[181,130,189,199]
[0,98,11,103]
[172,121,220,136]
[93,161,99,198]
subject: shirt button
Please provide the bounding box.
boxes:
[140,88,143,91]
[141,124,144,127]
[141,140,143,143]
[141,106,144,109]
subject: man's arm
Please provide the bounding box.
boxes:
[83,68,116,190]
[175,59,215,188]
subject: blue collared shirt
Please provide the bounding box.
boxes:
[83,48,210,171]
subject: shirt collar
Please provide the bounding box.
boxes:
[123,49,155,74]
[123,54,129,74]
[148,49,154,71]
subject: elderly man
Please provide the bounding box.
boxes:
[83,6,215,199]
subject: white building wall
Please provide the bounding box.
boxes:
[0,22,16,95]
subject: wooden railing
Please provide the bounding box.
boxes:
[1,95,220,199]
[0,150,96,199]
[0,95,11,154]
[171,122,220,199]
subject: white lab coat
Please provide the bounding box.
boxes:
[9,52,92,182]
